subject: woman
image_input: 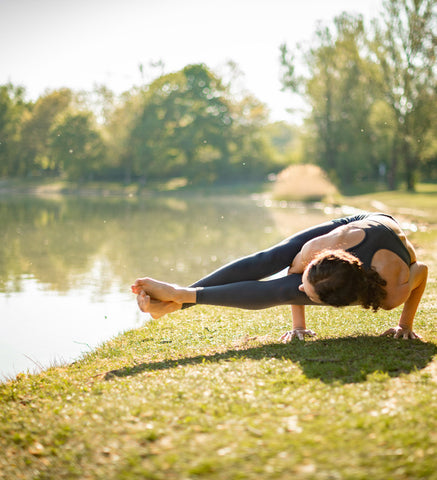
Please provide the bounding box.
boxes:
[131,212,428,341]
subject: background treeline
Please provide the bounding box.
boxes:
[0,66,295,186]
[281,0,437,191]
[0,0,436,191]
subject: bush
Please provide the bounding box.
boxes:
[272,164,338,202]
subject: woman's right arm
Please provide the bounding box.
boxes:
[397,262,428,334]
[381,261,428,338]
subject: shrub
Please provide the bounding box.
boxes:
[273,164,338,202]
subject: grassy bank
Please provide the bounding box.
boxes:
[1,186,437,479]
[343,183,437,225]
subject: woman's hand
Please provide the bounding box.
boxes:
[279,328,317,342]
[380,325,422,339]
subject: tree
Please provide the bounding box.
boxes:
[0,84,29,177]
[280,3,437,191]
[101,88,145,183]
[281,14,379,186]
[75,84,116,126]
[370,0,437,190]
[227,94,282,180]
[19,89,72,176]
[418,93,437,179]
[368,100,398,184]
[48,112,106,181]
[128,64,233,183]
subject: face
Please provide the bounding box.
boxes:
[299,264,322,304]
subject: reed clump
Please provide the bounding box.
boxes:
[273,164,338,202]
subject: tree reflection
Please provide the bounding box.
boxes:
[0,195,284,295]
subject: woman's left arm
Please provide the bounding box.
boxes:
[382,261,428,339]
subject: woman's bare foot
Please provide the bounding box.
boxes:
[136,291,182,319]
[131,277,197,304]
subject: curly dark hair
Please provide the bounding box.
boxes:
[307,249,387,311]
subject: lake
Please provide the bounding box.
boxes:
[0,193,342,380]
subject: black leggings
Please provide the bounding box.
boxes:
[185,214,368,310]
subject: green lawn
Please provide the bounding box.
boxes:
[1,187,437,480]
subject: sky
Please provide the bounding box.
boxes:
[0,0,383,122]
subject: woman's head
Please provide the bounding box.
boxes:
[301,249,386,311]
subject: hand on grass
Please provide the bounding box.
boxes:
[380,326,422,340]
[279,328,317,342]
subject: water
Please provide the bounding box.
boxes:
[0,194,333,380]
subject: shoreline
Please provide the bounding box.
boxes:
[0,178,271,198]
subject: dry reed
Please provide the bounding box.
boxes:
[272,164,338,202]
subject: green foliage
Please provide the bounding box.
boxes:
[102,89,145,182]
[281,1,437,191]
[0,84,30,177]
[19,89,72,176]
[282,13,382,186]
[49,112,106,181]
[228,95,285,180]
[128,64,233,183]
[0,64,285,184]
[370,0,437,190]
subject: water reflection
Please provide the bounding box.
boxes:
[0,194,334,380]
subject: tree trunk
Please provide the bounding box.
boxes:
[124,154,132,184]
[387,137,398,190]
[401,137,415,192]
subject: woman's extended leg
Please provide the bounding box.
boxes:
[133,273,318,314]
[178,217,355,308]
[194,273,318,308]
[133,219,347,311]
[186,218,343,288]
[133,214,365,313]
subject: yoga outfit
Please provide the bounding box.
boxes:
[184,212,411,310]
[345,215,411,268]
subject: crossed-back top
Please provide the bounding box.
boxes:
[346,214,411,269]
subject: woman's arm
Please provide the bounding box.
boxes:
[382,261,428,339]
[291,304,306,329]
[279,305,316,342]
[398,262,428,331]
[280,260,318,342]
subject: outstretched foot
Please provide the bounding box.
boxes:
[136,291,181,319]
[132,276,197,305]
[131,277,181,302]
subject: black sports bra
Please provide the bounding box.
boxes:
[346,215,411,269]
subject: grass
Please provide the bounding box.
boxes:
[343,183,437,224]
[1,186,437,479]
